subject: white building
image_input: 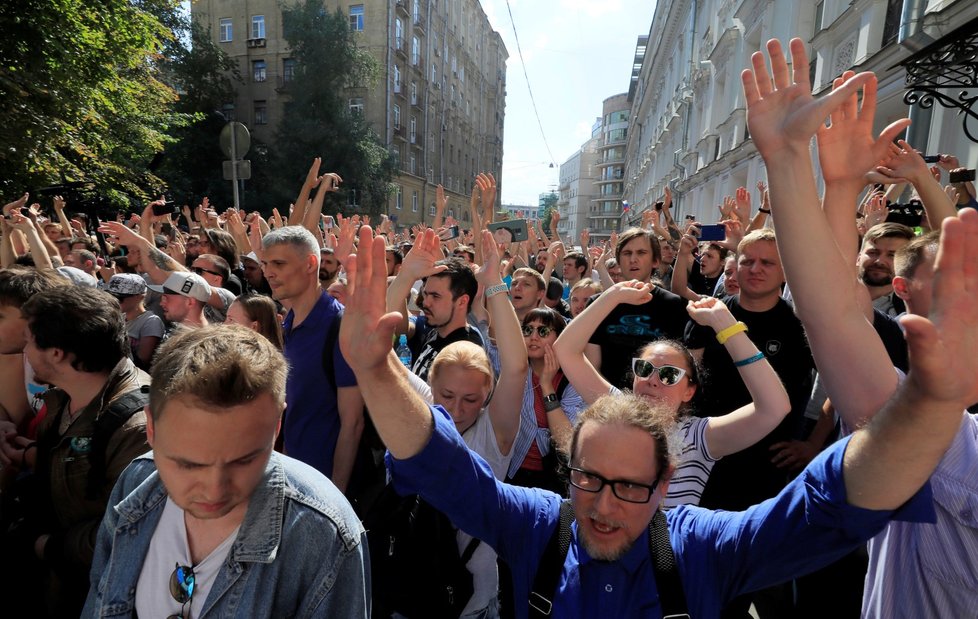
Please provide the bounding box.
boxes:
[623,0,978,227]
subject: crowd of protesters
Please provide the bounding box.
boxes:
[0,37,977,619]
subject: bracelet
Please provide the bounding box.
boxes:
[733,351,765,367]
[758,208,771,214]
[715,322,747,345]
[485,283,509,298]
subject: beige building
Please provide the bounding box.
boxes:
[191,0,507,229]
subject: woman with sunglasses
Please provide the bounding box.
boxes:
[554,280,790,508]
[504,308,586,495]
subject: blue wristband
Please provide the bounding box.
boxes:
[733,351,765,367]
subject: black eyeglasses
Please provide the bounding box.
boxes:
[168,563,195,619]
[521,325,554,338]
[631,358,687,385]
[192,266,222,277]
[568,467,658,504]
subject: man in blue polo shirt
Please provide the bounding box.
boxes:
[261,226,363,492]
[337,221,978,618]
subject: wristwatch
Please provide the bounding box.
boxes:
[543,393,561,412]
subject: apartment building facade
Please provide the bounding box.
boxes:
[191,0,507,228]
[622,0,978,226]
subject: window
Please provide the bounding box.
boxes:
[412,36,420,65]
[409,154,416,175]
[393,103,401,128]
[251,15,265,39]
[428,204,436,216]
[283,58,296,82]
[412,192,419,212]
[432,62,438,83]
[349,5,364,31]
[252,60,266,82]
[814,1,824,33]
[254,100,267,125]
[349,97,364,115]
[396,186,403,210]
[219,18,232,42]
[221,102,235,120]
[413,0,420,23]
[393,65,401,93]
[409,116,417,143]
[451,55,457,75]
[395,18,404,49]
[410,81,418,105]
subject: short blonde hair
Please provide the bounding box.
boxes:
[570,277,602,297]
[737,228,777,254]
[429,341,494,391]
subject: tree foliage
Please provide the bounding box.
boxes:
[264,0,395,215]
[0,0,188,201]
[540,191,559,235]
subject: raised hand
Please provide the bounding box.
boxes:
[718,218,744,251]
[98,220,143,247]
[334,215,357,266]
[339,226,404,372]
[271,207,284,230]
[718,196,736,221]
[478,172,497,220]
[899,207,978,409]
[875,140,932,186]
[474,230,501,286]
[864,192,888,229]
[401,228,448,281]
[815,70,911,189]
[3,193,29,217]
[734,186,752,223]
[539,344,561,385]
[686,296,737,330]
[609,279,653,304]
[744,38,886,160]
[579,228,590,249]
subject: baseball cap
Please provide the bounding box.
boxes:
[105,273,147,296]
[55,266,98,288]
[242,251,260,265]
[147,271,212,303]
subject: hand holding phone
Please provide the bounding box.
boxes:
[695,224,726,242]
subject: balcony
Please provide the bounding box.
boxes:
[393,125,406,140]
[395,0,409,17]
[247,38,266,48]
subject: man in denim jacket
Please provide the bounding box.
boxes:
[83,325,369,618]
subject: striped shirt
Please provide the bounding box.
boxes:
[861,412,978,618]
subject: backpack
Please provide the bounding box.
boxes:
[320,307,387,517]
[501,500,689,618]
[362,487,481,618]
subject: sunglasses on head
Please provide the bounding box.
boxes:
[168,563,195,619]
[521,325,554,338]
[631,358,687,386]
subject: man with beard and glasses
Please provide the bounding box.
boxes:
[335,223,975,618]
[857,223,915,317]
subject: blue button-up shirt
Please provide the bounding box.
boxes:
[389,406,934,619]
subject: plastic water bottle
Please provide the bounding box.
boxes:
[397,334,412,368]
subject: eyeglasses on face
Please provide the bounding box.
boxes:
[630,358,687,386]
[168,563,195,619]
[192,266,222,277]
[521,325,554,338]
[568,466,658,503]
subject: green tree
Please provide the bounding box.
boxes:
[0,0,187,202]
[539,191,559,235]
[263,0,395,215]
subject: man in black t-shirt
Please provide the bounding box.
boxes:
[685,229,815,511]
[587,228,690,389]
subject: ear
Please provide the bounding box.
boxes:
[892,275,911,301]
[680,382,697,404]
[306,252,319,275]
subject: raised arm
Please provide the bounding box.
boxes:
[552,281,651,403]
[386,228,446,336]
[291,157,323,230]
[744,38,903,428]
[875,140,957,227]
[477,230,527,455]
[686,297,791,458]
[9,213,54,270]
[844,207,978,509]
[670,232,701,301]
[340,226,435,459]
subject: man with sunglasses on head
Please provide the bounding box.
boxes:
[84,325,369,618]
[337,224,975,618]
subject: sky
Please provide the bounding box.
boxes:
[478,0,657,206]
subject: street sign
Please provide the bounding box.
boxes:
[222,160,252,181]
[219,122,251,159]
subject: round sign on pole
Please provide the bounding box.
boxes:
[219,122,251,159]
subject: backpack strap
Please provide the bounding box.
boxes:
[85,387,149,500]
[459,536,482,565]
[527,502,689,618]
[649,509,689,618]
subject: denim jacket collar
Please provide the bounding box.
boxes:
[115,452,290,563]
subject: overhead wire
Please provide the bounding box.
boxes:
[503,0,557,168]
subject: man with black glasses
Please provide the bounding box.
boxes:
[84,325,369,617]
[337,222,977,618]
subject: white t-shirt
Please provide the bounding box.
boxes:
[409,371,514,616]
[127,310,165,353]
[135,497,239,619]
